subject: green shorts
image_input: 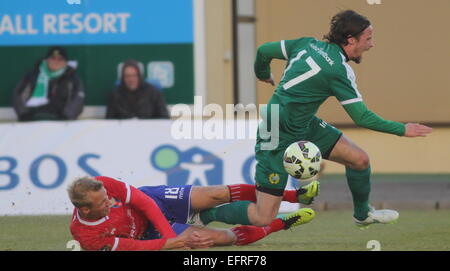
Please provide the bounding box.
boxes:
[255,116,342,196]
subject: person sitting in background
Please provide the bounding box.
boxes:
[106,59,169,119]
[12,46,85,121]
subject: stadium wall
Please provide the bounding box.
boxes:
[204,0,235,108]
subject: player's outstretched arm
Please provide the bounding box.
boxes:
[343,101,405,136]
[404,123,433,137]
[344,102,433,137]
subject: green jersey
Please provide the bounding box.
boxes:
[255,37,405,144]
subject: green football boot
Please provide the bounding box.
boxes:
[281,208,316,230]
[297,180,320,205]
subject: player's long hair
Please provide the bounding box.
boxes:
[323,10,371,45]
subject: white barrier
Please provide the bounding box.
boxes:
[0,119,299,215]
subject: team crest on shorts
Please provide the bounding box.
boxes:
[268,173,280,184]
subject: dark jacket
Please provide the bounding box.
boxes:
[106,82,169,119]
[12,62,85,121]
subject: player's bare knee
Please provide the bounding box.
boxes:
[353,152,370,170]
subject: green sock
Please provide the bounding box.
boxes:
[346,166,371,221]
[199,201,251,225]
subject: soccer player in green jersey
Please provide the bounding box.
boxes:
[201,10,432,228]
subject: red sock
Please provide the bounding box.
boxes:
[228,184,298,203]
[231,218,285,246]
[228,184,257,202]
[282,190,298,203]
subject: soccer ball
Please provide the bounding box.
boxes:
[283,140,322,180]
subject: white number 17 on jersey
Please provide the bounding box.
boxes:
[282,50,321,90]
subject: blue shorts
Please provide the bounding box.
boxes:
[139,185,193,239]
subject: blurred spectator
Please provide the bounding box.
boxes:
[106,59,169,119]
[12,46,85,121]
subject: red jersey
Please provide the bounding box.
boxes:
[70,176,177,251]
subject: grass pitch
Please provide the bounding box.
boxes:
[1,210,449,251]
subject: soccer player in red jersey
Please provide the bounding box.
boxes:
[69,176,190,250]
[68,176,317,250]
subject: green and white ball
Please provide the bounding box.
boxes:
[283,140,322,180]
